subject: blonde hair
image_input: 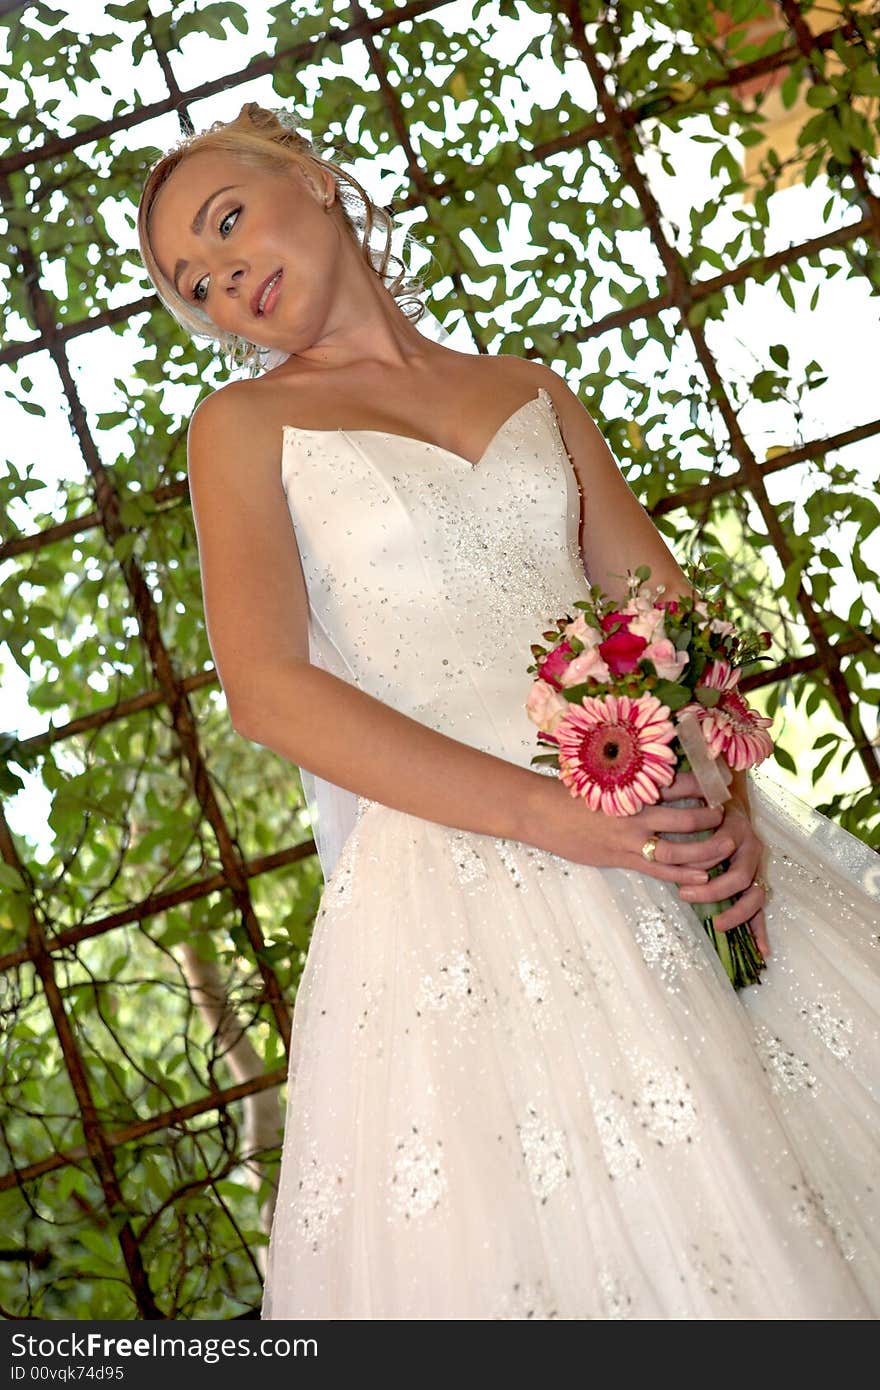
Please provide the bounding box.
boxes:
[137,101,429,376]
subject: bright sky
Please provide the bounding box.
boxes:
[1,0,878,855]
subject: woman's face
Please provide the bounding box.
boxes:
[148,148,338,355]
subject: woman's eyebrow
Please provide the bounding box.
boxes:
[172,184,241,292]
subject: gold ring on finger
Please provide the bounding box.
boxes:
[753,874,769,894]
[641,836,659,862]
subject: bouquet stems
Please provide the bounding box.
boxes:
[662,796,766,991]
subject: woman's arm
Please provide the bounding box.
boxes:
[535,362,766,942]
[535,364,700,608]
[536,359,746,795]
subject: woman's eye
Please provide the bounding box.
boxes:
[219,207,240,236]
[191,207,241,302]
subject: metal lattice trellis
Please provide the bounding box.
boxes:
[0,0,878,1318]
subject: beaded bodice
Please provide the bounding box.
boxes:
[280,386,589,772]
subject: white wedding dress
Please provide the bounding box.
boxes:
[260,384,880,1320]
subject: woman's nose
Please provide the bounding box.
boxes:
[225,265,246,295]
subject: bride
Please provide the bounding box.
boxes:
[139,102,880,1319]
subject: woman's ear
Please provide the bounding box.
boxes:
[295,160,333,210]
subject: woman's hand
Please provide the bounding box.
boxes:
[661,772,771,958]
[531,770,736,889]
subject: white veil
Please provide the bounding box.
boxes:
[262,305,455,884]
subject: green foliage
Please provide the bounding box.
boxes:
[1,0,879,1319]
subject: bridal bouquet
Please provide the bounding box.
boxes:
[525,562,775,989]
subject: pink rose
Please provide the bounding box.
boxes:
[693,597,735,638]
[622,594,667,643]
[627,610,667,643]
[560,647,612,687]
[563,614,604,648]
[525,679,570,733]
[641,638,689,681]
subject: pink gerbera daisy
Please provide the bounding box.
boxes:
[679,659,774,771]
[555,692,678,816]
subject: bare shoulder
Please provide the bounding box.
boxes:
[493,352,585,419]
[187,377,280,465]
[183,376,314,707]
[457,350,544,398]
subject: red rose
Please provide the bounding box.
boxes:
[599,628,648,675]
[538,639,575,689]
[600,610,633,633]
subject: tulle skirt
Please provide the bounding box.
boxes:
[261,768,880,1319]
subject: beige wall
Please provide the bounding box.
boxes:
[711,2,878,198]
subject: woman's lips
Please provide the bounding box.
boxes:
[257,270,283,317]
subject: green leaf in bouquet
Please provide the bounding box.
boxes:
[651,680,692,710]
[560,681,607,703]
[694,685,722,708]
[530,753,561,767]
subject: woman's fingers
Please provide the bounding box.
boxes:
[714,880,765,928]
[650,802,724,834]
[627,854,712,886]
[664,829,735,866]
[640,781,773,961]
[657,771,704,801]
[680,850,756,903]
[749,910,771,959]
[683,848,730,868]
[635,818,734,869]
[678,864,773,954]
[630,813,733,881]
